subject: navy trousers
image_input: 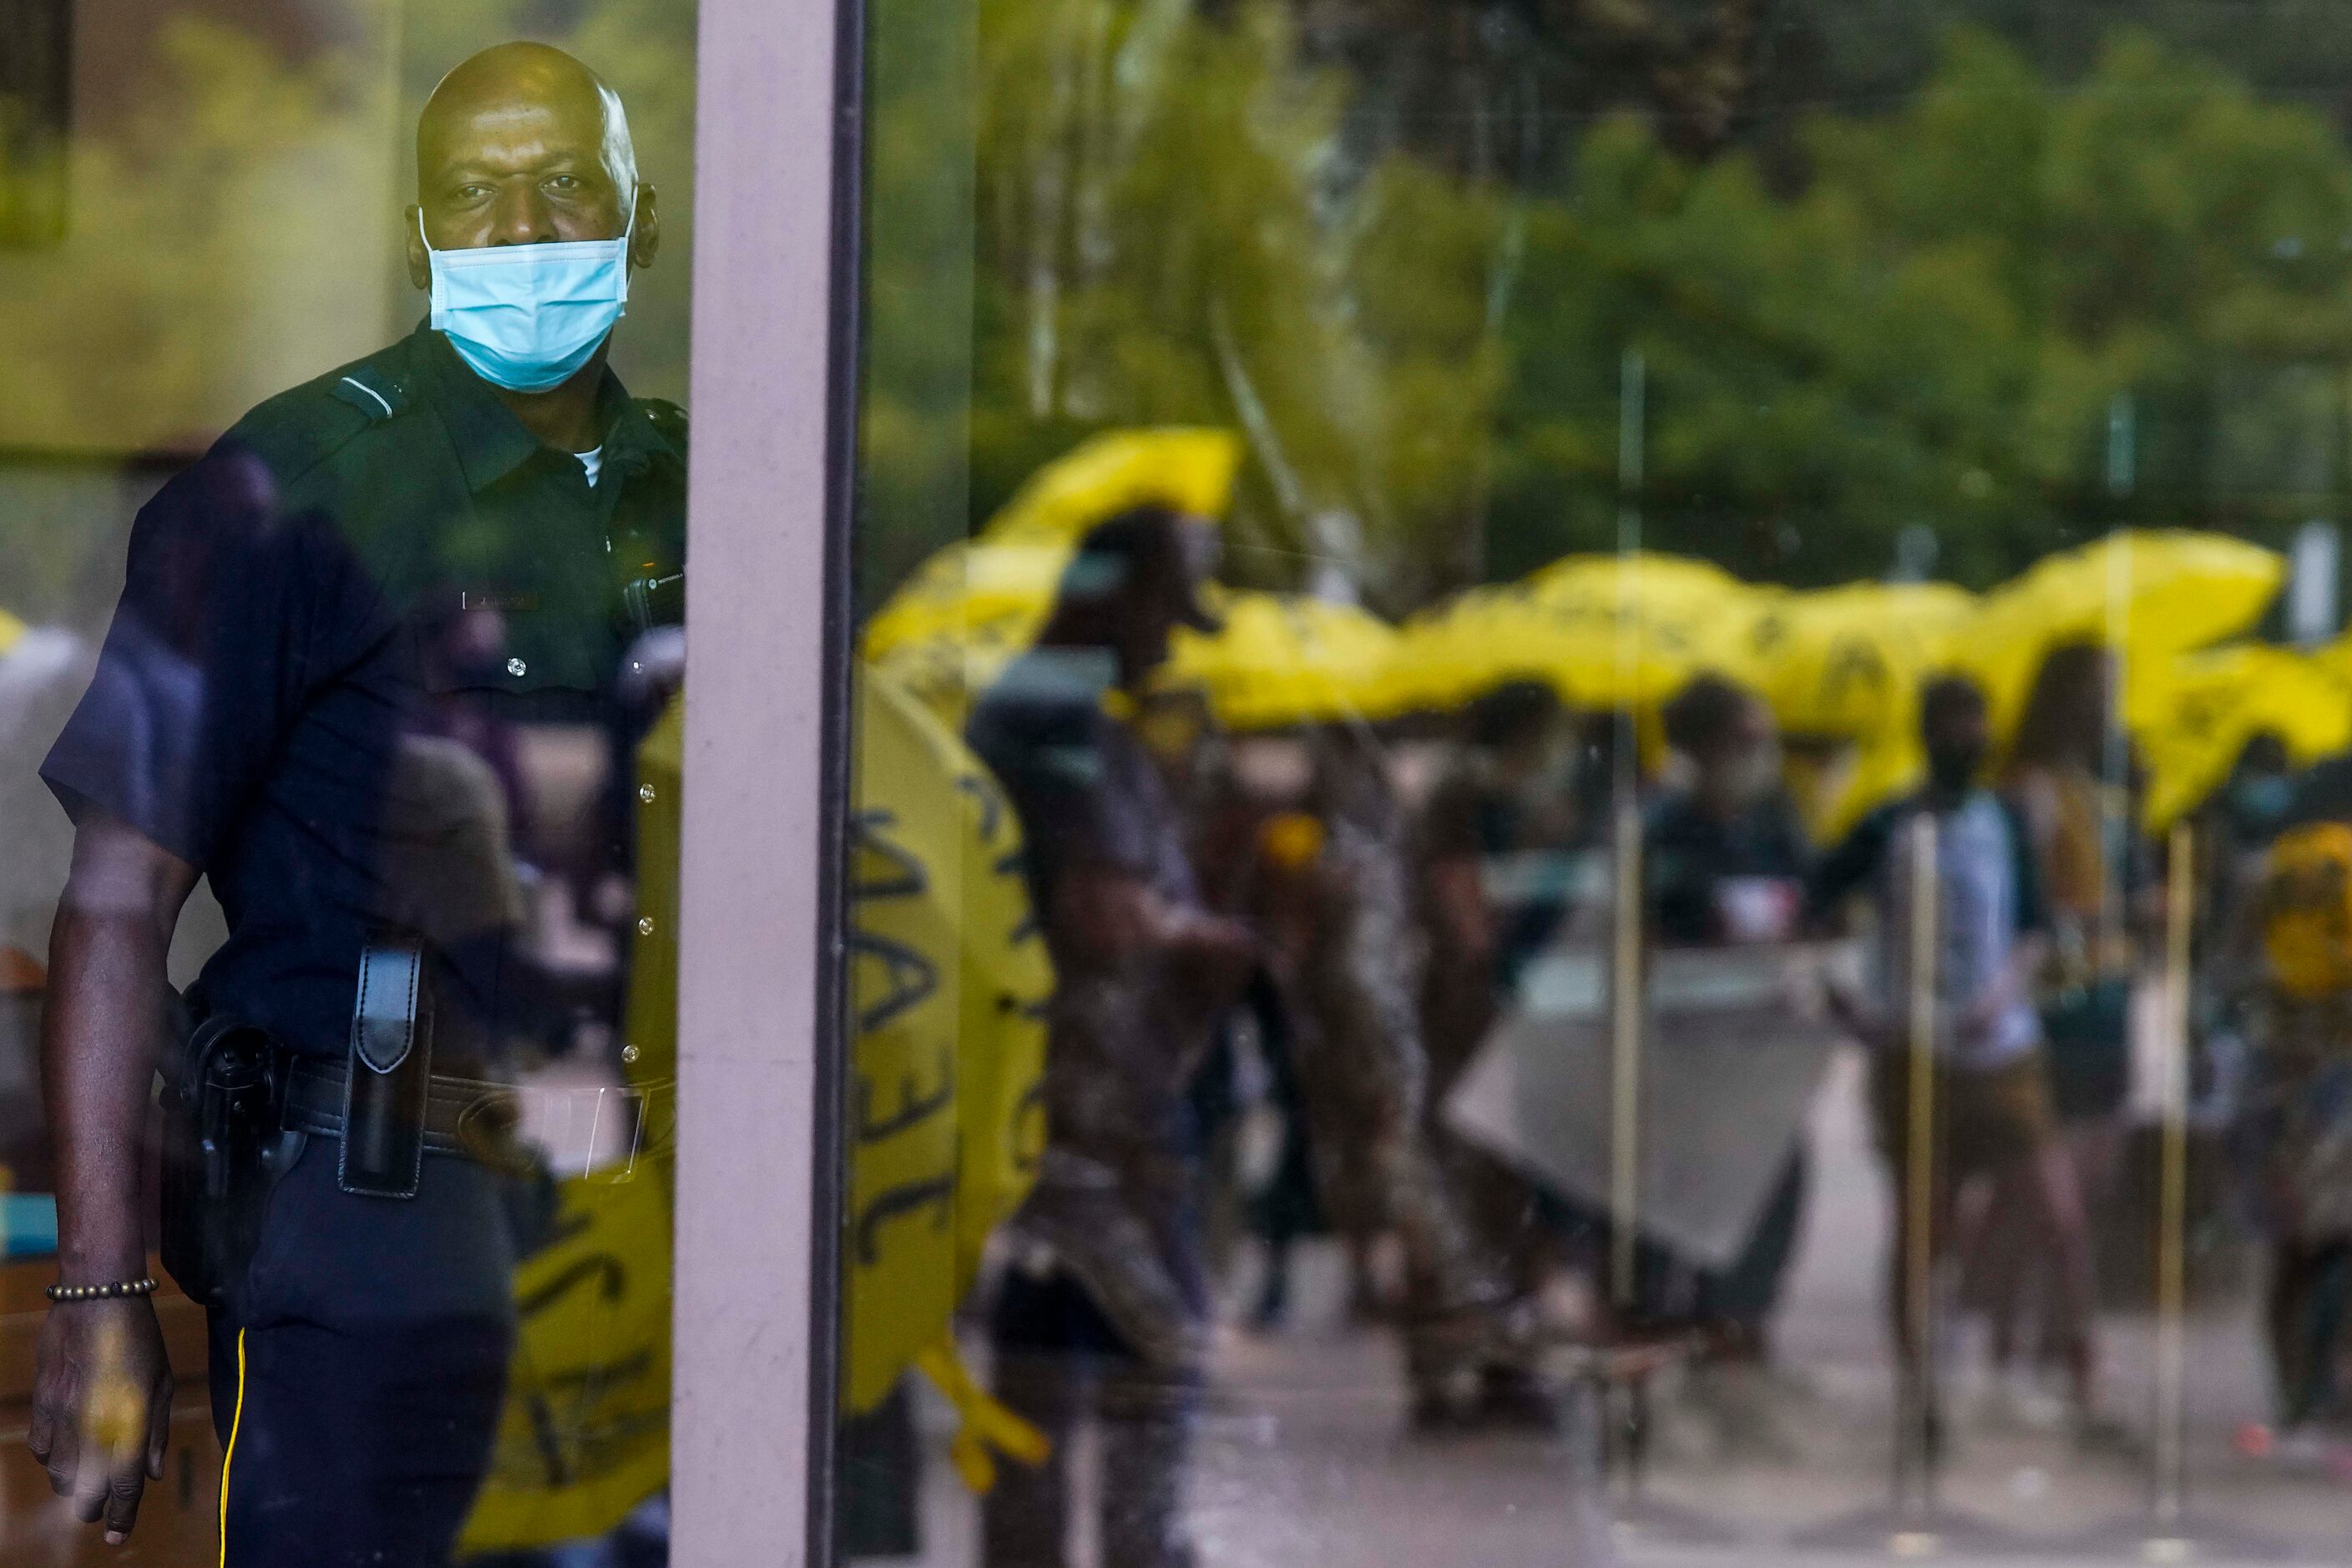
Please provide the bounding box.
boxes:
[206,1137,514,1567]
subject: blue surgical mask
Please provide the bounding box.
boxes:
[421,211,632,392]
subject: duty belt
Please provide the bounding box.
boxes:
[281,1057,519,1158]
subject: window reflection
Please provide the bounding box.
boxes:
[847,3,2352,1563]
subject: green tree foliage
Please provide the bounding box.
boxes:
[0,22,392,452]
[938,11,2352,608]
[1490,27,2352,589]
[961,0,1510,608]
[857,0,987,615]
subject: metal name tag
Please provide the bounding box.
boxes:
[458,589,542,613]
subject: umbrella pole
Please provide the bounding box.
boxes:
[1898,813,1940,1528]
[1610,793,1642,1317]
[2071,822,2281,1568]
[2153,821,2194,1535]
[1609,347,1646,1318]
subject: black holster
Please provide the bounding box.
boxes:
[159,1009,300,1309]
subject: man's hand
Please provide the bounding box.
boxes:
[1954,982,2010,1045]
[1956,933,2044,1045]
[28,1297,174,1545]
[1169,907,1256,970]
[1826,984,1896,1052]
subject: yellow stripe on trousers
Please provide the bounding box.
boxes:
[218,1328,246,1568]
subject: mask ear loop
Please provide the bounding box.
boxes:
[417,208,447,325]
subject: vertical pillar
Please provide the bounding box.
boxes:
[671,0,862,1554]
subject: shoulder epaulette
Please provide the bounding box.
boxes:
[326,363,412,424]
[215,348,415,488]
[636,397,688,458]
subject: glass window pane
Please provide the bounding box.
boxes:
[842,1,2352,1562]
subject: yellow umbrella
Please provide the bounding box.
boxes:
[979,427,1242,545]
[862,541,1067,728]
[2310,626,2352,688]
[862,429,1244,726]
[2127,644,2352,831]
[1163,590,1404,730]
[1385,552,1761,714]
[1523,550,1748,611]
[1966,531,2284,744]
[867,623,1029,733]
[1739,582,1979,842]
[458,1166,675,1555]
[833,667,1055,1414]
[1744,582,1976,741]
[629,674,1055,1405]
[862,538,1070,664]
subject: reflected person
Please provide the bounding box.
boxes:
[1278,725,1524,1430]
[967,507,1256,1568]
[29,43,682,1565]
[1414,680,1585,1302]
[1807,675,2104,1444]
[1641,675,1812,1365]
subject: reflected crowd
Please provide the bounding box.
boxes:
[838,428,2352,1564]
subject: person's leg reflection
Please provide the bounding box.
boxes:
[2024,1137,2104,1422]
[981,1348,1088,1568]
[983,1269,1099,1568]
[1099,1355,1201,1568]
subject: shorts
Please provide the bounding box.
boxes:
[1869,1049,2057,1186]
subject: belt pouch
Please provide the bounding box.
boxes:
[341,937,432,1198]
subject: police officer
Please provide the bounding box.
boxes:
[28,43,682,1565]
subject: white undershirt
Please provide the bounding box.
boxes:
[577,446,604,485]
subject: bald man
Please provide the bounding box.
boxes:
[29,44,684,1564]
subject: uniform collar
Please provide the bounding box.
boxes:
[407,318,656,494]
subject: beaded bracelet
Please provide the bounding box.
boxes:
[45,1277,159,1304]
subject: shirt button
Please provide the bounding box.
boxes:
[620,1044,641,1065]
[506,656,529,678]
[639,783,657,803]
[637,916,656,937]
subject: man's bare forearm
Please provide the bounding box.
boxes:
[1052,869,1256,1000]
[43,819,196,1282]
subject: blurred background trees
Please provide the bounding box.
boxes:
[908,3,2352,608]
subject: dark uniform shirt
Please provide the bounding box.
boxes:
[1414,764,1581,996]
[43,318,686,1062]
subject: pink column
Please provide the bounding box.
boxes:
[671,0,855,1554]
